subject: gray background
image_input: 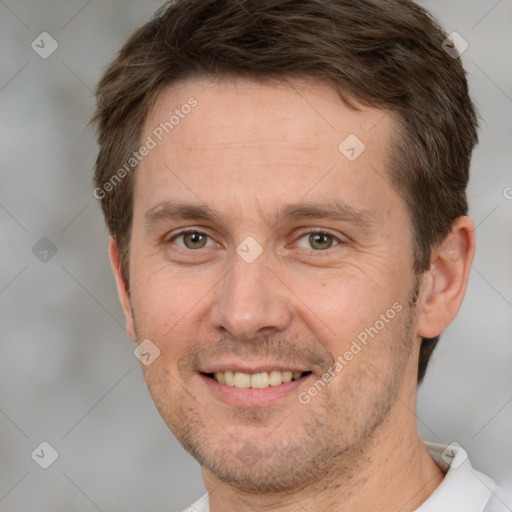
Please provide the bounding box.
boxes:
[1,0,511,510]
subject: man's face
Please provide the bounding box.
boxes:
[122,78,423,491]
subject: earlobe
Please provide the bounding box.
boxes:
[109,237,136,340]
[416,216,475,339]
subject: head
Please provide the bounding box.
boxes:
[92,0,477,493]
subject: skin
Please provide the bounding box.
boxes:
[110,77,475,511]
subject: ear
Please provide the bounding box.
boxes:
[416,216,475,339]
[109,237,136,340]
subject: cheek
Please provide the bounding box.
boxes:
[141,362,188,434]
[129,259,213,338]
[289,269,398,338]
[289,268,413,391]
[318,304,412,412]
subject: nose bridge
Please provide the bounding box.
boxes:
[211,248,291,339]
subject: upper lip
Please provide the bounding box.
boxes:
[199,362,311,374]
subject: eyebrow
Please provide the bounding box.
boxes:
[271,201,377,229]
[143,200,377,230]
[145,202,222,225]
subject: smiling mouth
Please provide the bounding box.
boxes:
[203,370,312,389]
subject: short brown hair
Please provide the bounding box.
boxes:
[91,0,478,383]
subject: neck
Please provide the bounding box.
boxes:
[202,386,444,512]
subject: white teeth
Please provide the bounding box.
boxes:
[224,371,235,387]
[251,372,270,389]
[234,372,251,388]
[269,370,283,386]
[281,371,293,383]
[212,370,305,388]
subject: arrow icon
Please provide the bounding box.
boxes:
[32,237,58,262]
[31,32,59,59]
[442,32,468,59]
[338,134,365,161]
[441,441,467,469]
[134,339,160,365]
[236,236,263,263]
[31,441,58,469]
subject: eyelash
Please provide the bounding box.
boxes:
[169,229,217,249]
[168,228,344,251]
[296,228,342,250]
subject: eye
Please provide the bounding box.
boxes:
[171,230,216,249]
[296,231,340,251]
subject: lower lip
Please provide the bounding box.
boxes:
[199,373,314,407]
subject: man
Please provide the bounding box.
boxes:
[91,0,508,510]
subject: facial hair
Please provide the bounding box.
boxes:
[135,282,420,495]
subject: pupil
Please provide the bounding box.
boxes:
[310,233,332,250]
[186,232,206,248]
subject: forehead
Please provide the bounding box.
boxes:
[135,77,401,222]
[145,76,392,150]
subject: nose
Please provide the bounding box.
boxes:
[209,250,293,341]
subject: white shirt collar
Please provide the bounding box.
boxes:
[416,441,496,512]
